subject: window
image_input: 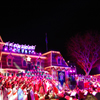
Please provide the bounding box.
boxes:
[37,61,40,66]
[36,58,41,67]
[56,56,62,65]
[8,59,12,66]
[23,60,26,66]
[58,58,61,64]
[61,59,63,64]
[7,54,14,67]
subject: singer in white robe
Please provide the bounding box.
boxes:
[0,87,3,100]
[12,85,18,100]
[8,87,13,100]
[18,87,24,100]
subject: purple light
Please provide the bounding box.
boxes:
[9,46,12,51]
[73,70,75,72]
[12,49,15,52]
[99,66,100,71]
[4,47,7,51]
[25,46,28,49]
[9,43,13,46]
[28,46,31,49]
[14,44,17,47]
[33,52,36,54]
[39,53,41,55]
[21,45,24,48]
[70,70,72,73]
[31,45,35,49]
[31,51,34,54]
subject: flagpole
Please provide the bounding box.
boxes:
[45,33,48,52]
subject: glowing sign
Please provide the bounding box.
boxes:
[3,42,36,55]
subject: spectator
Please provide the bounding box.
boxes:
[85,94,97,100]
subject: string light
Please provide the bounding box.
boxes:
[27,56,31,61]
[3,42,36,55]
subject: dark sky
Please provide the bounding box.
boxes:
[0,1,100,74]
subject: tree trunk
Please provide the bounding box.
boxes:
[85,65,92,76]
[85,72,89,76]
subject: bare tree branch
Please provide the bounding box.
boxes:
[67,31,100,75]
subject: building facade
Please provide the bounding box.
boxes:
[0,36,76,81]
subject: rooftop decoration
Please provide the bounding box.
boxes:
[3,42,37,55]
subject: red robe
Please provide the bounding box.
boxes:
[84,82,89,88]
[35,83,39,92]
[34,93,39,100]
[53,86,58,94]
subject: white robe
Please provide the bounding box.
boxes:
[8,88,13,100]
[12,87,17,100]
[0,89,3,100]
[23,88,27,100]
[3,87,8,100]
[17,88,24,100]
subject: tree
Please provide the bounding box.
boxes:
[67,31,100,75]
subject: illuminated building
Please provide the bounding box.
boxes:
[0,36,76,80]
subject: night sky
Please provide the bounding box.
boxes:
[0,1,100,74]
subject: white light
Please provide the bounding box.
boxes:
[21,45,24,48]
[27,56,31,61]
[9,43,13,46]
[92,91,97,96]
[70,91,76,96]
[14,44,17,47]
[5,42,9,46]
[31,45,35,49]
[17,44,20,48]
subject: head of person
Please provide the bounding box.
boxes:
[85,94,97,100]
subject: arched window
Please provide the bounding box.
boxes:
[36,58,41,67]
[6,54,14,67]
[56,56,62,65]
[23,60,26,66]
[58,57,61,64]
[37,61,40,66]
[22,56,27,67]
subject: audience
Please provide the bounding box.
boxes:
[0,72,100,100]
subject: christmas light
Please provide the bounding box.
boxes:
[70,70,72,73]
[4,47,8,51]
[1,52,47,59]
[27,56,31,61]
[25,49,27,54]
[73,70,75,72]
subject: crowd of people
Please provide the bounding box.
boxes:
[0,71,100,100]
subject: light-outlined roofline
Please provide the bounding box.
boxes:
[42,50,60,56]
